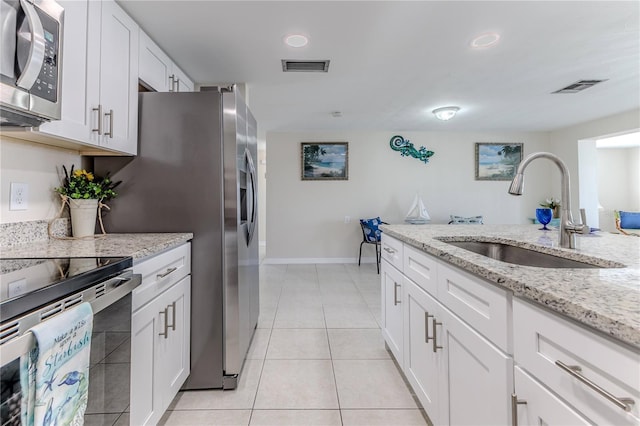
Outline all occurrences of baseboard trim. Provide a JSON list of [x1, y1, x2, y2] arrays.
[[262, 257, 378, 265]]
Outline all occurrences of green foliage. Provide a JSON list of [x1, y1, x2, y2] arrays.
[[54, 165, 121, 201]]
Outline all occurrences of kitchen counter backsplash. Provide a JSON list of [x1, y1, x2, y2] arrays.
[[0, 219, 70, 248], [380, 224, 640, 349]]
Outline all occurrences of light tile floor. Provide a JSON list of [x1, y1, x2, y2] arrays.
[[159, 263, 429, 426]]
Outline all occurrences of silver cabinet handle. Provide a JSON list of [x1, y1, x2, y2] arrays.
[[157, 267, 177, 279], [16, 0, 45, 90], [555, 360, 635, 412], [511, 393, 527, 426], [167, 301, 176, 331], [432, 318, 443, 352], [103, 109, 114, 138], [393, 282, 401, 305], [383, 247, 395, 254], [169, 74, 175, 92], [158, 307, 168, 339], [425, 311, 434, 343], [175, 78, 180, 92], [92, 105, 102, 135]]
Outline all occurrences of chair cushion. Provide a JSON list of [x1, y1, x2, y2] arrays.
[[361, 217, 383, 242], [449, 215, 483, 225], [619, 211, 640, 229]]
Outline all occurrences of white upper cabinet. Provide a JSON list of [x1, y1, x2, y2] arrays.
[[139, 30, 194, 93], [93, 0, 139, 154], [37, 0, 93, 144], [139, 31, 173, 92], [36, 0, 138, 155], [172, 64, 194, 92]]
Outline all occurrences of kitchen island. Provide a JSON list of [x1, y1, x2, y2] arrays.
[[379, 223, 639, 426], [380, 224, 639, 348]]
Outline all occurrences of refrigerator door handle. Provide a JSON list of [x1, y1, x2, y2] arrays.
[[245, 148, 258, 245]]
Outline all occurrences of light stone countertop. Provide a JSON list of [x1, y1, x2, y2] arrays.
[[0, 233, 193, 265], [380, 224, 640, 350]]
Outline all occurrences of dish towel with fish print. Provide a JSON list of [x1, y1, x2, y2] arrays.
[[20, 302, 93, 426]]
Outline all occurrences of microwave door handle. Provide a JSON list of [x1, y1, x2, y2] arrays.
[[15, 0, 46, 90]]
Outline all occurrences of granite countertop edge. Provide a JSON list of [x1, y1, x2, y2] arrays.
[[380, 224, 640, 350], [0, 233, 194, 263]]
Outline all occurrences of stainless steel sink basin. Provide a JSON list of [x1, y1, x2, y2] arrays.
[[442, 240, 613, 269]]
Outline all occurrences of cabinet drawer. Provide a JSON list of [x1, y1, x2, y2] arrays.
[[381, 234, 403, 271], [437, 262, 510, 353], [514, 367, 591, 425], [403, 244, 438, 296], [133, 243, 191, 310], [514, 299, 640, 425]]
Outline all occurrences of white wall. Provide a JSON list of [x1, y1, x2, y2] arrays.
[[597, 147, 640, 211], [265, 130, 551, 262], [548, 108, 640, 224], [0, 137, 81, 223]]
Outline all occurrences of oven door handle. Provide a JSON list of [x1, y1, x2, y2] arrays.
[[0, 273, 141, 367]]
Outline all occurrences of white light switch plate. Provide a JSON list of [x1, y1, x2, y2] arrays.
[[10, 182, 29, 211]]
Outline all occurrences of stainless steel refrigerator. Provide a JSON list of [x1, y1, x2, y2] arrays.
[[95, 88, 259, 390]]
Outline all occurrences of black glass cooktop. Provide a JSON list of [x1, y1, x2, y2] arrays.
[[0, 257, 132, 323]]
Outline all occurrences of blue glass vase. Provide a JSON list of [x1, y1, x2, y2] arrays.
[[536, 208, 553, 231]]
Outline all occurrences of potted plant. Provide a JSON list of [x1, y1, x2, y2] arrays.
[[54, 165, 120, 237], [540, 197, 561, 219]]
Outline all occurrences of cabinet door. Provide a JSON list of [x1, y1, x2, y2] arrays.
[[439, 305, 513, 426], [98, 0, 138, 154], [139, 30, 172, 92], [38, 0, 95, 143], [157, 276, 191, 409], [380, 260, 403, 367], [404, 278, 442, 424], [130, 292, 163, 426], [514, 367, 591, 426], [172, 65, 194, 92]]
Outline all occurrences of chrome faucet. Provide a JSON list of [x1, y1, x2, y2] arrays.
[[508, 152, 589, 249]]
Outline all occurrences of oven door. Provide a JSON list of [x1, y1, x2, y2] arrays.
[[0, 271, 140, 425]]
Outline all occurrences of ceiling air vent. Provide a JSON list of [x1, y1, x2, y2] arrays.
[[552, 79, 607, 94], [282, 60, 330, 72]]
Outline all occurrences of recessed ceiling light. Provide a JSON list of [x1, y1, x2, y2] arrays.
[[470, 32, 500, 48], [432, 106, 460, 121], [331, 111, 342, 118], [284, 34, 309, 48]]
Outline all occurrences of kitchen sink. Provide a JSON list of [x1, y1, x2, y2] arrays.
[[440, 240, 619, 269]]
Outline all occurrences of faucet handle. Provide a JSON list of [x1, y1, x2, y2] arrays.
[[578, 208, 590, 234]]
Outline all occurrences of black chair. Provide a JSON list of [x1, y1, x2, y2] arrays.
[[358, 217, 388, 273]]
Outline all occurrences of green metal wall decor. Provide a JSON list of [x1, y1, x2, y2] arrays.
[[389, 135, 435, 164]]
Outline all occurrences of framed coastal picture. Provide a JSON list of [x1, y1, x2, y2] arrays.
[[475, 142, 523, 181], [301, 142, 349, 180]]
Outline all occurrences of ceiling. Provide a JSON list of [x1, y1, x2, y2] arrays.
[[118, 1, 640, 136]]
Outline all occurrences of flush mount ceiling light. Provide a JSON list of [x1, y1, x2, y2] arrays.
[[432, 106, 460, 121], [470, 32, 500, 48], [284, 34, 309, 48]]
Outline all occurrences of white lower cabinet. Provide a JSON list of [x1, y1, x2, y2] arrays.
[[404, 278, 443, 423], [130, 243, 191, 425], [403, 277, 512, 425], [384, 235, 513, 425], [513, 367, 591, 426], [439, 303, 512, 425], [381, 259, 404, 367], [513, 299, 640, 426]]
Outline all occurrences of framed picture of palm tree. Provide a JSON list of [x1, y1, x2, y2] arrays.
[[301, 142, 349, 180], [475, 142, 523, 181]]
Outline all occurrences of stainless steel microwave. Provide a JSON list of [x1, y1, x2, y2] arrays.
[[0, 0, 63, 127]]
